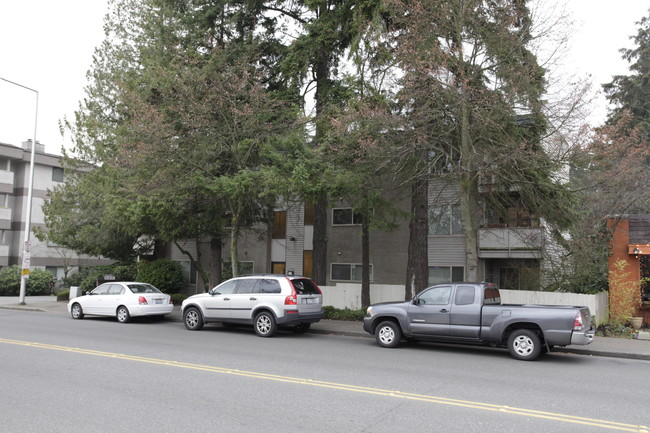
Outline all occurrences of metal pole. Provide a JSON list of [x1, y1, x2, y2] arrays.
[[0, 77, 38, 305]]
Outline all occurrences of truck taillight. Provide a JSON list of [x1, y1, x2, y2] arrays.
[[573, 313, 583, 330], [138, 296, 148, 305]]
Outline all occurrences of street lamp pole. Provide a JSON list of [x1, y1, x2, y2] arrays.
[[0, 77, 38, 305]]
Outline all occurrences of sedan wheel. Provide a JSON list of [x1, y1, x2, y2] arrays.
[[375, 321, 402, 348], [254, 311, 277, 337], [507, 329, 542, 361], [71, 303, 84, 320], [183, 307, 204, 331], [116, 306, 131, 323]]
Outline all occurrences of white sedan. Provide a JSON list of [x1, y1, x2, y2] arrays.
[[67, 281, 174, 323]]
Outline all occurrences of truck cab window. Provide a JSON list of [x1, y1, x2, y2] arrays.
[[419, 286, 451, 305]]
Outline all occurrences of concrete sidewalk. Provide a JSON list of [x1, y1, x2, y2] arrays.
[[2, 295, 650, 361]]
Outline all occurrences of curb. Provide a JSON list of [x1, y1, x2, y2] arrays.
[[0, 305, 47, 312]]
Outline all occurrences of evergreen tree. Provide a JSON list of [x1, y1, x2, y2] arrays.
[[604, 9, 650, 140]]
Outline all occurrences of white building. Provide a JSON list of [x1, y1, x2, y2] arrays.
[[0, 140, 111, 284]]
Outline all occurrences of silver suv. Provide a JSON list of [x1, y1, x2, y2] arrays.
[[181, 275, 324, 337]]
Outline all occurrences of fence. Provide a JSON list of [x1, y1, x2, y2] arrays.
[[321, 283, 609, 325]]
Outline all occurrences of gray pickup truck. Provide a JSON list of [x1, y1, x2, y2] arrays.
[[362, 282, 595, 360]]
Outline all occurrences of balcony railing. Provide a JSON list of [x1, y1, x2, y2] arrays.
[[478, 227, 542, 259]]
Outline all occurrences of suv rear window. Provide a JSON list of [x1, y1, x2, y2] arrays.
[[291, 278, 321, 295]]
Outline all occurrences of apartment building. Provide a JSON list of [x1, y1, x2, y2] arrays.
[[170, 177, 554, 294], [0, 140, 111, 284]]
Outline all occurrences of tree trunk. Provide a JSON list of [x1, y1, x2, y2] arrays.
[[209, 235, 222, 288], [311, 36, 331, 286], [458, 71, 479, 281], [312, 194, 328, 285], [361, 215, 371, 307], [230, 214, 240, 277], [405, 175, 429, 300], [454, 5, 480, 282]]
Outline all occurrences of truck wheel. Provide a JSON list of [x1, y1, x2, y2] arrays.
[[508, 329, 542, 361], [375, 321, 402, 348]]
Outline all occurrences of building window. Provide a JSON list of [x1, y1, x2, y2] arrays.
[[0, 193, 8, 207], [222, 261, 254, 279], [52, 167, 64, 182], [485, 195, 539, 228], [45, 266, 58, 278], [331, 263, 373, 282], [272, 211, 286, 239], [304, 203, 314, 226], [0, 230, 8, 245], [332, 208, 364, 225], [0, 157, 9, 171], [428, 266, 464, 285], [429, 205, 462, 235], [272, 262, 286, 274], [179, 261, 197, 285], [499, 266, 540, 290]]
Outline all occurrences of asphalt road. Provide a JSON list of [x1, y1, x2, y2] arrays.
[[1, 308, 649, 433]]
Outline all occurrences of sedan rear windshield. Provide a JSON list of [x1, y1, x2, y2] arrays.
[[291, 278, 321, 295], [128, 284, 162, 294]]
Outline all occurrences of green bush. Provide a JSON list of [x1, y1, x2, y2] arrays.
[[137, 259, 184, 294], [596, 320, 639, 339], [69, 263, 138, 292], [323, 306, 366, 321], [0, 266, 20, 296], [0, 265, 54, 296], [171, 293, 188, 305], [56, 290, 70, 301]]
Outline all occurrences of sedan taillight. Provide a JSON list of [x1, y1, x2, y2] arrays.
[[138, 296, 148, 305]]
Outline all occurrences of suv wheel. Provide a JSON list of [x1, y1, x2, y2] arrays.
[[184, 307, 204, 331], [254, 311, 277, 337]]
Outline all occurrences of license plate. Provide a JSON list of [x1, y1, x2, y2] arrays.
[[304, 298, 317, 304], [155, 299, 163, 304]]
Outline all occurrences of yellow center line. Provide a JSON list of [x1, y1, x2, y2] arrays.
[[1, 337, 647, 432]]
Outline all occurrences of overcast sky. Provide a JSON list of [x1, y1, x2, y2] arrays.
[[0, 1, 648, 155]]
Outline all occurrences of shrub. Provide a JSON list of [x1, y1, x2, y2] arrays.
[[171, 293, 188, 305], [137, 259, 184, 294], [72, 263, 138, 292], [56, 290, 70, 301], [27, 268, 56, 295], [0, 266, 20, 296], [596, 320, 639, 339], [323, 306, 366, 321], [0, 265, 54, 296]]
